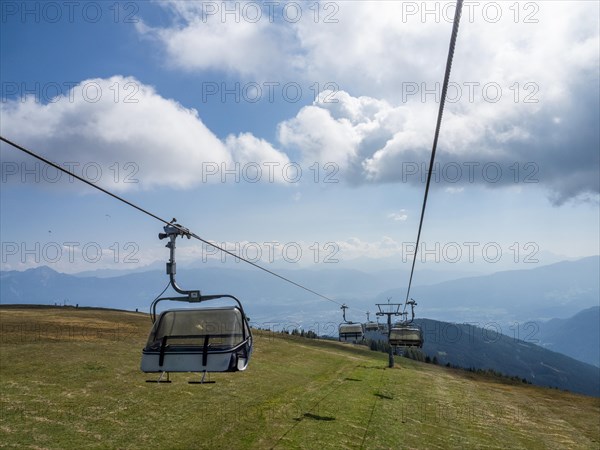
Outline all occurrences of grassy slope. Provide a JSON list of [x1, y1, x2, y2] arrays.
[[0, 306, 598, 450]]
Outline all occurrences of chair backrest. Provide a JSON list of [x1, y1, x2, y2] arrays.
[[146, 307, 247, 349], [339, 323, 364, 336], [389, 326, 422, 345]]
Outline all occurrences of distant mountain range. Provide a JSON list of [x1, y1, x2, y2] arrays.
[[413, 318, 599, 397], [2, 256, 598, 323], [1, 257, 598, 364], [536, 306, 600, 367], [361, 318, 600, 397], [377, 256, 599, 324]]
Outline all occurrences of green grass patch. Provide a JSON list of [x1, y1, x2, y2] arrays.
[[1, 306, 598, 449]]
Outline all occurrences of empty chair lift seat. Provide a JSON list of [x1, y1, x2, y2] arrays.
[[141, 307, 252, 373], [364, 321, 379, 332], [389, 325, 423, 348], [339, 323, 364, 342]]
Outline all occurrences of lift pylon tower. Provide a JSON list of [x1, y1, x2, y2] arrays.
[[375, 300, 402, 368]]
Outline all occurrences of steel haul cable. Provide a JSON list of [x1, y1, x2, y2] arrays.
[[404, 0, 464, 308], [1, 1, 462, 316], [0, 135, 363, 313]]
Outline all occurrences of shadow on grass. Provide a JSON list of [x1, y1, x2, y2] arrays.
[[374, 392, 394, 400], [358, 365, 386, 370], [295, 412, 336, 421]]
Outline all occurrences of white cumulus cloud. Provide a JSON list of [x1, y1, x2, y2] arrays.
[[135, 1, 299, 78], [0, 76, 291, 190], [135, 1, 599, 204]]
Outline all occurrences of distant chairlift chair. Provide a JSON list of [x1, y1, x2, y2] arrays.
[[338, 304, 364, 343], [338, 322, 364, 343], [388, 324, 424, 348], [389, 299, 423, 348]]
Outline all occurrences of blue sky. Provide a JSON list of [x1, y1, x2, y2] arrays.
[[1, 1, 599, 277]]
